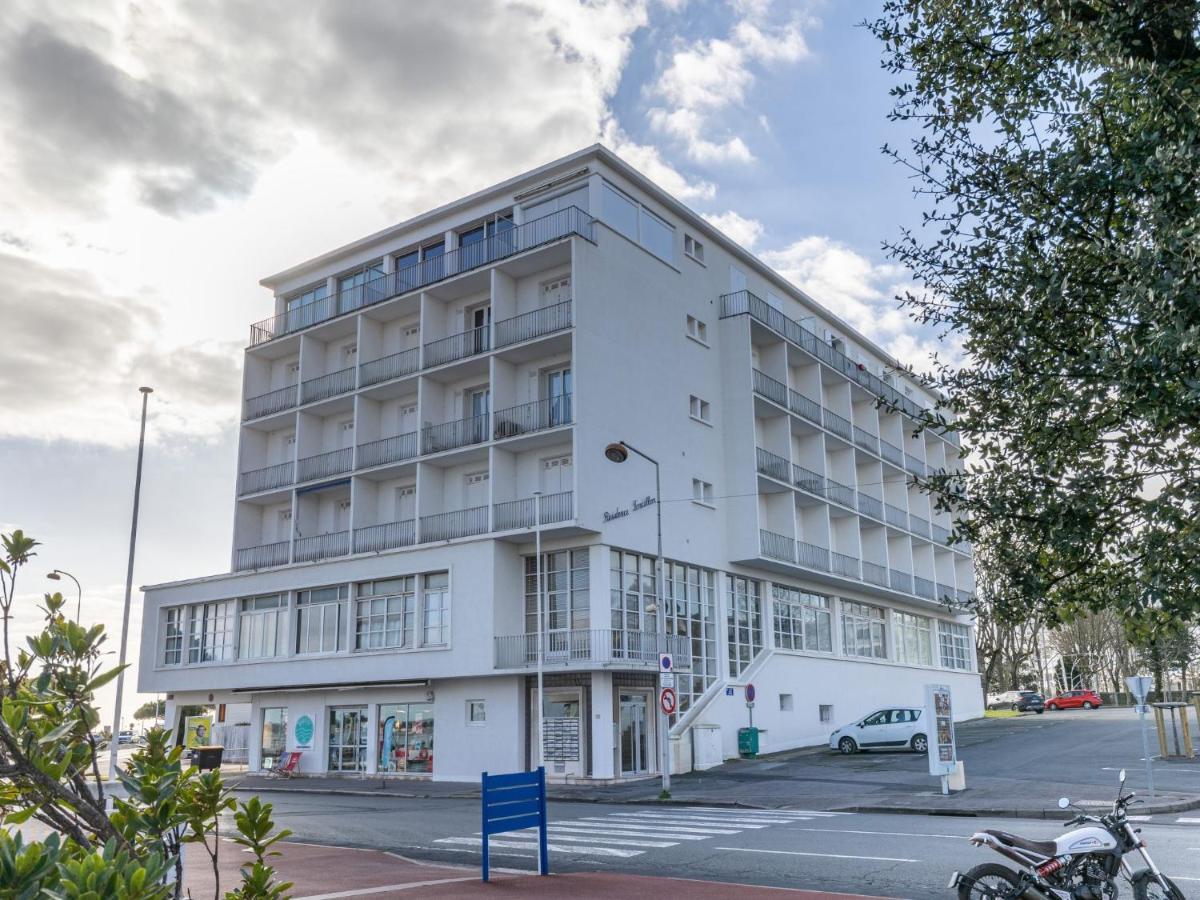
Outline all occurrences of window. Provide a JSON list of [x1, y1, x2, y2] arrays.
[[378, 702, 434, 773], [422, 572, 449, 646], [939, 621, 973, 670], [664, 562, 718, 716], [819, 704, 834, 723], [467, 700, 486, 725], [600, 179, 674, 262], [162, 607, 183, 665], [894, 611, 934, 666], [640, 206, 674, 261], [296, 585, 346, 654], [327, 706, 368, 773], [685, 315, 709, 345], [779, 693, 794, 712], [527, 550, 590, 636], [238, 594, 288, 660], [772, 587, 833, 653], [601, 181, 639, 241], [689, 395, 711, 423], [522, 185, 588, 221], [727, 576, 763, 676], [841, 601, 887, 659], [286, 282, 328, 311], [261, 707, 287, 770], [187, 600, 233, 663], [610, 549, 656, 635], [684, 234, 705, 263], [692, 478, 714, 506], [355, 577, 415, 650]]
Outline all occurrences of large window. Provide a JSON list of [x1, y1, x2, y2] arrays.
[[939, 621, 973, 671], [525, 550, 590, 638], [894, 611, 934, 666], [162, 607, 184, 665], [187, 600, 234, 663], [422, 573, 449, 646], [600, 180, 675, 263], [238, 594, 287, 660], [664, 562, 718, 715], [841, 601, 887, 660], [378, 702, 434, 774], [610, 550, 657, 634], [296, 586, 346, 655], [261, 707, 287, 770], [327, 706, 368, 773], [773, 586, 833, 653], [355, 577, 415, 650], [727, 576, 763, 676]]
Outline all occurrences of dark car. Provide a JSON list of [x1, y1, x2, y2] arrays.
[[1012, 691, 1045, 713]]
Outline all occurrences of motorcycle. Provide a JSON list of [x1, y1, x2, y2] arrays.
[[949, 769, 1185, 899]]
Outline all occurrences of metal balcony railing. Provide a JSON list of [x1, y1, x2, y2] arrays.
[[957, 589, 973, 604], [492, 491, 574, 531], [492, 395, 573, 440], [751, 369, 788, 407], [826, 477, 856, 509], [853, 425, 879, 453], [297, 447, 353, 482], [300, 367, 356, 405], [937, 582, 956, 603], [755, 447, 790, 482], [238, 461, 294, 496], [250, 206, 594, 345], [889, 569, 914, 593], [857, 493, 883, 520], [424, 325, 491, 368], [913, 576, 936, 600], [356, 432, 418, 469], [495, 628, 692, 670], [796, 540, 831, 572], [420, 505, 489, 542], [905, 454, 926, 477], [359, 347, 419, 387], [494, 300, 572, 348], [885, 502, 908, 529], [823, 409, 853, 442], [244, 384, 298, 420], [788, 389, 822, 425], [932, 523, 952, 545], [862, 560, 889, 587], [759, 529, 795, 563], [909, 514, 931, 538], [233, 541, 290, 571], [353, 519, 416, 554], [294, 531, 350, 563], [422, 413, 490, 454], [880, 440, 905, 467], [793, 464, 826, 496], [831, 551, 861, 579]]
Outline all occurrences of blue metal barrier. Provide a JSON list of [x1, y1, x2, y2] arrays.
[[481, 766, 549, 881]]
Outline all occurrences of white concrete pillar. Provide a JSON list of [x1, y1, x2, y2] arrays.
[[247, 701, 262, 772], [590, 671, 615, 779], [164, 695, 181, 747]]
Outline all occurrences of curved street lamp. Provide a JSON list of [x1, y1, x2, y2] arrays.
[[46, 569, 82, 621]]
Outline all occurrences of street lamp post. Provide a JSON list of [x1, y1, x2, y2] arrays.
[[46, 569, 82, 621], [109, 386, 153, 783], [533, 490, 545, 772], [603, 441, 670, 795]]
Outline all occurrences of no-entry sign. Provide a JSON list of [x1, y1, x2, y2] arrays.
[[660, 687, 677, 716]]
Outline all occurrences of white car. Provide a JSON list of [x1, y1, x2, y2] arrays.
[[829, 707, 927, 754]]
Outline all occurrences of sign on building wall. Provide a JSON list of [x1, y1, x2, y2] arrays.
[[294, 714, 314, 749], [542, 717, 580, 762], [184, 716, 212, 749], [924, 683, 956, 777]]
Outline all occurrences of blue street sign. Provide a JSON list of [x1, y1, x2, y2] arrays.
[[480, 766, 549, 881]]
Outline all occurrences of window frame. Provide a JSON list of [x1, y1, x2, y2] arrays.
[[893, 610, 934, 667], [685, 314, 709, 346], [467, 699, 486, 726], [938, 620, 973, 671], [689, 395, 712, 424], [295, 585, 348, 656], [840, 600, 888, 660], [162, 607, 184, 666], [684, 234, 705, 264], [772, 586, 833, 654]]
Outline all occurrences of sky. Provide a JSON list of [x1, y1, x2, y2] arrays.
[[0, 0, 949, 725]]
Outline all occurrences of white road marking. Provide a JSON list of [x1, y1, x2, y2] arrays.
[[576, 817, 742, 835], [294, 876, 481, 899], [788, 827, 971, 840], [1177, 818, 1200, 824], [681, 807, 847, 818], [714, 846, 918, 863], [433, 836, 640, 858], [544, 825, 711, 841], [510, 830, 677, 849], [607, 812, 772, 828]]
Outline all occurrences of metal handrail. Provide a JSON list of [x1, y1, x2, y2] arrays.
[[294, 531, 349, 563], [880, 440, 905, 467], [796, 540, 831, 571], [793, 464, 826, 495], [420, 505, 489, 542], [238, 460, 294, 495], [233, 541, 290, 571], [422, 413, 490, 454], [759, 528, 795, 563], [909, 513, 931, 537], [755, 447, 790, 482], [353, 520, 416, 553], [251, 206, 594, 345], [300, 367, 356, 405], [751, 369, 788, 407], [494, 300, 572, 348], [932, 523, 952, 545], [424, 324, 491, 368], [831, 551, 861, 579], [492, 395, 573, 440], [788, 389, 822, 425], [359, 347, 420, 387], [913, 575, 936, 600], [297, 447, 353, 482], [857, 493, 883, 520], [862, 560, 889, 587], [823, 408, 853, 441], [853, 424, 879, 453], [494, 628, 692, 670], [356, 432, 418, 468], [937, 582, 956, 603], [493, 491, 573, 531], [244, 384, 298, 420], [826, 477, 856, 509], [885, 502, 908, 529], [889, 569, 914, 593], [905, 453, 927, 477]]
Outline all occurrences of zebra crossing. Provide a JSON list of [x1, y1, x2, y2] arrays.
[[434, 805, 851, 859]]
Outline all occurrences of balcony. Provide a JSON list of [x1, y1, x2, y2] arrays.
[[359, 347, 419, 387], [831, 551, 861, 579], [244, 384, 298, 421], [823, 409, 853, 442], [250, 206, 594, 346], [233, 541, 290, 572], [853, 425, 879, 454], [755, 447, 790, 482], [913, 575, 936, 601], [797, 540, 831, 572], [884, 502, 908, 529], [759, 528, 795, 563], [353, 519, 416, 553], [494, 628, 692, 671], [492, 395, 572, 441], [826, 477, 856, 509], [889, 569, 913, 594], [422, 413, 490, 454], [420, 505, 488, 542], [880, 440, 905, 467], [238, 461, 294, 496], [493, 491, 574, 531], [905, 454, 927, 477], [909, 513, 931, 538], [300, 367, 356, 405], [857, 492, 883, 520], [495, 300, 572, 348], [862, 560, 889, 587], [793, 464, 826, 496], [937, 582, 955, 602], [932, 523, 952, 545], [424, 325, 490, 368], [356, 432, 418, 469], [752, 368, 788, 407], [294, 531, 349, 563], [789, 389, 822, 425], [297, 447, 353, 483]]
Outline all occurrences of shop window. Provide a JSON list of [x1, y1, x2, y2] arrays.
[[261, 707, 287, 771], [378, 702, 434, 773]]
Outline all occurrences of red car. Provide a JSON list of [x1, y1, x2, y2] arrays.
[[1045, 689, 1103, 710]]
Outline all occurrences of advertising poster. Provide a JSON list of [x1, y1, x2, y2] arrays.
[[923, 683, 956, 777], [184, 715, 212, 749]]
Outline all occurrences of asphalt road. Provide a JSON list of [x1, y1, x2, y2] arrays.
[[227, 792, 1200, 897]]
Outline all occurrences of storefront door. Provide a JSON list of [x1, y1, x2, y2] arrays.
[[619, 693, 650, 776], [327, 706, 368, 772]]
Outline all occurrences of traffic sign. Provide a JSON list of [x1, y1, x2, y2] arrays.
[[1126, 675, 1152, 704], [660, 688, 677, 715], [659, 653, 673, 672], [745, 683, 756, 703], [659, 672, 675, 688]]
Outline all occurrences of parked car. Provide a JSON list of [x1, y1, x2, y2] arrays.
[[987, 690, 1045, 713], [117, 730, 137, 744], [1045, 689, 1103, 710], [829, 707, 927, 754]]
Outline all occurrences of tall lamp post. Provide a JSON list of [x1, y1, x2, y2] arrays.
[[603, 441, 670, 795], [109, 386, 153, 782], [46, 569, 82, 621], [533, 490, 545, 772]]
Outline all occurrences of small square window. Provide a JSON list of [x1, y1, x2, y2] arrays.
[[779, 693, 794, 712], [467, 700, 486, 725], [684, 234, 705, 263], [692, 478, 714, 506], [689, 395, 711, 424], [685, 315, 709, 346], [819, 704, 834, 724]]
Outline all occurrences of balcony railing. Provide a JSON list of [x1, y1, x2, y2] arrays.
[[853, 425, 879, 453], [238, 461, 294, 496], [493, 491, 574, 531], [752, 369, 788, 407], [789, 389, 822, 425], [826, 477, 856, 509], [957, 589, 973, 604], [424, 325, 491, 368], [420, 505, 489, 542], [797, 540, 830, 572], [857, 493, 883, 520], [492, 395, 573, 440], [913, 575, 936, 600], [759, 529, 795, 563], [932, 523, 952, 545], [353, 519, 416, 554], [297, 447, 353, 483], [422, 413, 489, 454], [294, 531, 349, 563], [937, 582, 956, 603], [495, 628, 692, 670], [793, 464, 826, 496], [885, 502, 908, 529], [244, 384, 298, 420], [862, 560, 889, 587], [909, 514, 931, 538], [880, 440, 904, 467], [359, 347, 420, 387], [905, 454, 927, 477], [823, 409, 853, 442], [250, 206, 594, 346], [356, 432, 418, 469], [831, 551, 861, 579], [889, 569, 914, 593], [755, 447, 790, 482], [300, 367, 356, 405], [494, 300, 572, 348], [233, 541, 290, 571]]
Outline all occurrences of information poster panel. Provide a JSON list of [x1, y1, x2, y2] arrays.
[[184, 715, 213, 749], [924, 684, 956, 777]]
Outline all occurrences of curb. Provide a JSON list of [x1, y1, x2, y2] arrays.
[[834, 795, 1200, 820]]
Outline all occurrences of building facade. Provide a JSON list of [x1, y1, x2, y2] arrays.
[[138, 145, 982, 782]]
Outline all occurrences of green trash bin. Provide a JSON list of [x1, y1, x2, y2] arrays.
[[738, 727, 759, 758]]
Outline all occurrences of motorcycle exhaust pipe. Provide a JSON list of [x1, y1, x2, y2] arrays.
[[1018, 886, 1056, 900]]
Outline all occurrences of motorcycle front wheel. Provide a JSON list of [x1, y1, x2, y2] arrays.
[[957, 863, 1023, 900], [1133, 872, 1186, 900]]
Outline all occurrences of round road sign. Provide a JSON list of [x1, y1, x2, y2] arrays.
[[745, 683, 756, 703], [660, 687, 677, 716]]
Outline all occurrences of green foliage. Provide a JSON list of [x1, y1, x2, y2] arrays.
[[132, 700, 166, 722], [867, 2, 1200, 633]]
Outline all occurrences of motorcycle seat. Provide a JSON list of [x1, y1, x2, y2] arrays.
[[981, 829, 1057, 858]]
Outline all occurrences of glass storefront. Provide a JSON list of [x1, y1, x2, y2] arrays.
[[377, 703, 434, 774], [327, 706, 368, 772], [261, 707, 287, 770]]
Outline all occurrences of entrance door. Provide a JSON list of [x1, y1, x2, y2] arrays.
[[327, 706, 368, 772], [394, 485, 415, 521], [619, 694, 649, 775], [464, 471, 489, 508], [545, 367, 571, 427], [533, 689, 584, 778], [469, 305, 491, 354], [468, 387, 490, 443], [540, 455, 573, 495], [540, 276, 571, 308]]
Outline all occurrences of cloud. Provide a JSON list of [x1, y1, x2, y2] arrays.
[[703, 210, 765, 248], [601, 117, 716, 200]]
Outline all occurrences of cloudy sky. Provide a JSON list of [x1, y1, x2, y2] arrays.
[[0, 0, 945, 723]]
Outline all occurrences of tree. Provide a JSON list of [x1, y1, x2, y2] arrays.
[[134, 699, 167, 721], [867, 2, 1200, 633], [0, 530, 292, 898]]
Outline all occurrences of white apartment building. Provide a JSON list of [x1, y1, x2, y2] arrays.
[[138, 145, 982, 783]]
